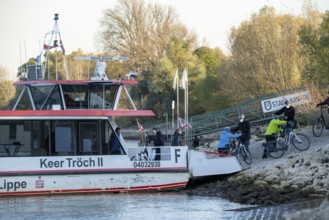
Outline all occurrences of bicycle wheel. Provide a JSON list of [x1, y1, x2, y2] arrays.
[[292, 133, 311, 151], [229, 143, 238, 155], [240, 147, 252, 165], [312, 117, 324, 137], [267, 141, 285, 159]]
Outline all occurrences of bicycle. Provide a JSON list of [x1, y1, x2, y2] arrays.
[[264, 125, 311, 159], [312, 106, 329, 137], [229, 138, 252, 165]]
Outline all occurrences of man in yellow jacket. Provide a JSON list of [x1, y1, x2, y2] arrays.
[[262, 115, 287, 159]]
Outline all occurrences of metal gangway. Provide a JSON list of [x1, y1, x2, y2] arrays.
[[149, 87, 314, 141], [189, 91, 299, 137]]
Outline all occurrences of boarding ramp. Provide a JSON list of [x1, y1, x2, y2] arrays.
[[152, 87, 312, 141], [189, 92, 286, 138]]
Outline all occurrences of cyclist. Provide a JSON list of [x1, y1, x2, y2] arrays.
[[275, 100, 295, 134], [231, 114, 251, 150], [218, 127, 241, 154], [262, 115, 287, 159]]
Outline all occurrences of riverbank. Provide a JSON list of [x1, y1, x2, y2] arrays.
[[185, 126, 329, 218]]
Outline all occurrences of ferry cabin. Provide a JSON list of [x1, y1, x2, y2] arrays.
[[0, 80, 187, 161], [0, 80, 138, 157], [0, 80, 190, 195]]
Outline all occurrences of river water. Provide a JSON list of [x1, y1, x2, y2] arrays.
[[0, 192, 323, 220], [0, 192, 248, 219]]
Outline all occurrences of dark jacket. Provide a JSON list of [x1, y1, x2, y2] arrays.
[[171, 130, 182, 146], [109, 130, 121, 154], [154, 131, 164, 146], [231, 120, 251, 141], [275, 106, 295, 122]]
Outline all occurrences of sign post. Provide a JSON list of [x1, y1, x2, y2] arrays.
[[261, 91, 310, 113]]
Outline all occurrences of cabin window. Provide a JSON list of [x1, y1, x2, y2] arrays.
[[30, 85, 54, 110], [42, 85, 62, 110], [9, 124, 16, 140], [15, 87, 33, 110], [54, 122, 75, 155], [89, 85, 118, 109], [0, 121, 32, 157], [0, 124, 10, 156], [79, 122, 99, 154], [0, 119, 123, 157], [61, 85, 88, 109], [104, 85, 117, 108]]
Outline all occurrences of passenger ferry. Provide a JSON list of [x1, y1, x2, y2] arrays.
[[0, 14, 241, 196], [0, 76, 193, 196]]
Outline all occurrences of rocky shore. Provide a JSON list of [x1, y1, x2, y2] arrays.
[[185, 126, 329, 218]]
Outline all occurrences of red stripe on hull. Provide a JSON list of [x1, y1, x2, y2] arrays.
[[0, 182, 188, 196], [204, 151, 233, 157], [0, 109, 155, 117], [14, 79, 138, 86], [0, 167, 188, 175]]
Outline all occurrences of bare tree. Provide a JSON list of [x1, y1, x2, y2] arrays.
[[97, 0, 196, 71]]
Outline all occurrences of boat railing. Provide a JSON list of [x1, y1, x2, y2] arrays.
[[127, 146, 172, 161]]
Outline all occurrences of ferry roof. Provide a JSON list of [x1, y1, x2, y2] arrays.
[[14, 79, 138, 86], [0, 109, 155, 119]]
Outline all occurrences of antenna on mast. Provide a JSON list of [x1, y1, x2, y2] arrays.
[[25, 14, 68, 81], [73, 56, 129, 80], [43, 13, 68, 80]]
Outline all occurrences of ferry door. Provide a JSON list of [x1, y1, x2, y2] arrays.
[[78, 122, 99, 155], [54, 122, 75, 155]]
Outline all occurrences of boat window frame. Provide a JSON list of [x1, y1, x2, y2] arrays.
[[39, 85, 63, 110], [78, 122, 99, 155], [61, 84, 89, 109], [89, 84, 119, 109], [29, 84, 56, 110], [54, 121, 76, 155], [13, 86, 35, 110]]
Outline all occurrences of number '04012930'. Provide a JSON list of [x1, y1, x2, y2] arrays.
[[133, 161, 160, 168]]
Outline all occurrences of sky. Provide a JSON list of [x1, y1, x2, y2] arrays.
[[0, 0, 328, 80]]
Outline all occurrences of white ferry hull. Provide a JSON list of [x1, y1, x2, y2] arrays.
[[0, 148, 244, 196], [188, 150, 242, 179], [0, 147, 189, 196], [0, 173, 188, 196]]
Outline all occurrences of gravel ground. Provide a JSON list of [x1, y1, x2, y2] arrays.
[[186, 125, 329, 207]]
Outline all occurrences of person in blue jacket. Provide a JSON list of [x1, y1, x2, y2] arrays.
[[217, 127, 241, 153]]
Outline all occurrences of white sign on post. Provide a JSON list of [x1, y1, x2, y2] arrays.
[[261, 91, 310, 113]]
